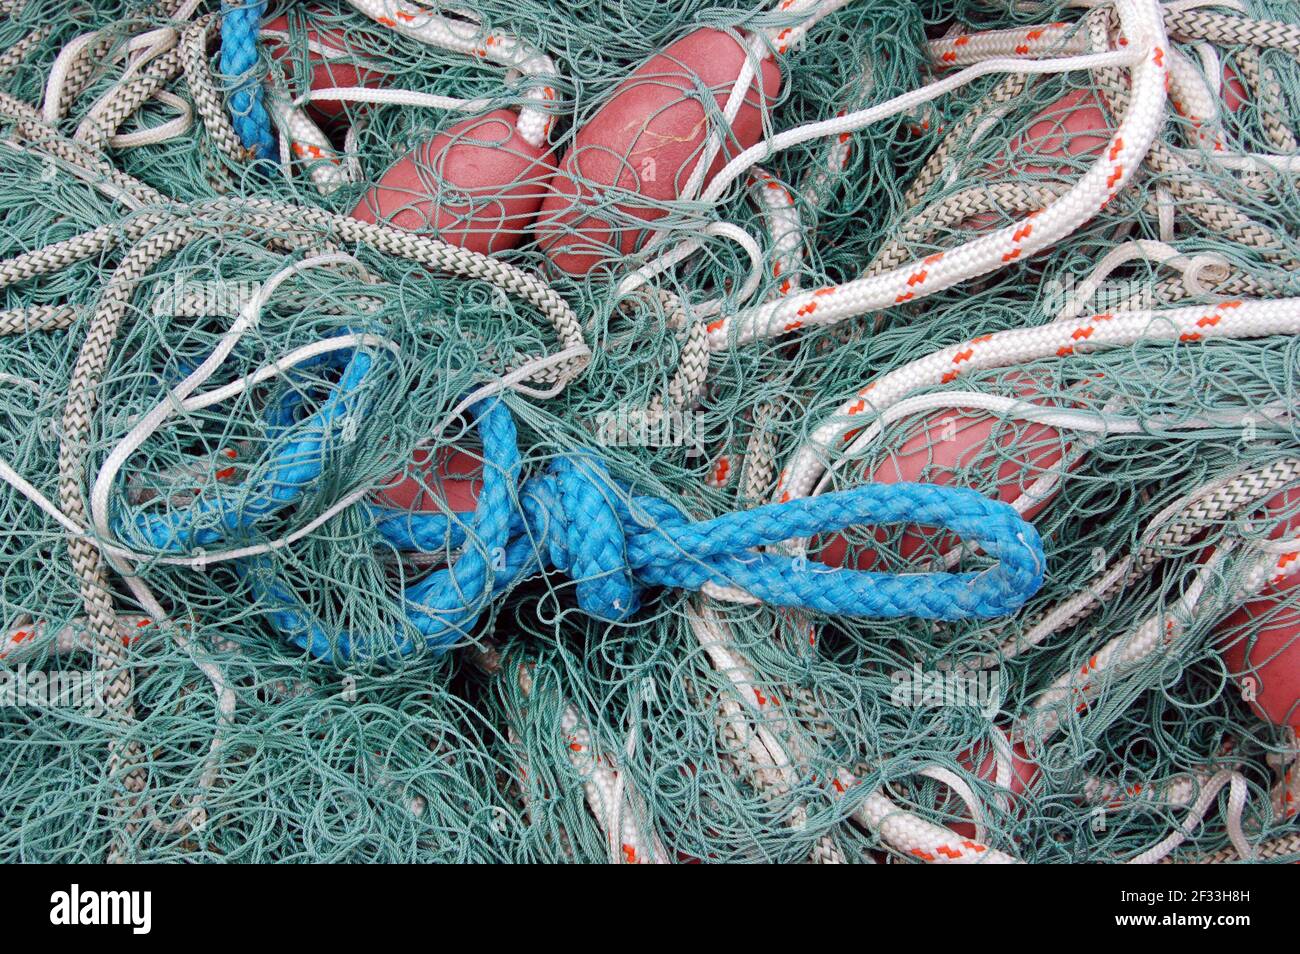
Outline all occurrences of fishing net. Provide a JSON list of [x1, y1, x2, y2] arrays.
[[2, 0, 1300, 863]]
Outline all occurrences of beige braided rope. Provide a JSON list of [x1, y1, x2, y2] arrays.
[[1159, 830, 1300, 863], [0, 23, 50, 79], [903, 71, 1029, 209], [75, 26, 188, 149]]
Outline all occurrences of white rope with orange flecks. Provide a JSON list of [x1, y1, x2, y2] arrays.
[[774, 297, 1300, 506], [705, 0, 1167, 348], [515, 663, 667, 864], [342, 0, 558, 146]]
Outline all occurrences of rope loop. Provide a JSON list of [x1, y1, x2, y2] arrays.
[[239, 394, 1046, 661]]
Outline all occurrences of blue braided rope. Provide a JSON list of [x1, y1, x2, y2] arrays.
[[118, 345, 375, 552], [112, 351, 1046, 662], [220, 0, 275, 159]]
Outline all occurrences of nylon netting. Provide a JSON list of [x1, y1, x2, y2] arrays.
[[1, 0, 1299, 863]]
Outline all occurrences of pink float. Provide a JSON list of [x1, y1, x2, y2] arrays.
[[536, 28, 782, 275]]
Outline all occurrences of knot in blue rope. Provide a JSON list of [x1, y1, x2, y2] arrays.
[[111, 354, 1046, 663], [283, 397, 1043, 661], [515, 454, 672, 621]]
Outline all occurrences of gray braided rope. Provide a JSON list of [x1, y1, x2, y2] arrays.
[[1113, 263, 1279, 315], [1146, 139, 1295, 263], [0, 210, 171, 289], [242, 199, 589, 383], [50, 30, 130, 120], [713, 700, 850, 863], [0, 197, 588, 382], [809, 832, 848, 863], [739, 400, 783, 505], [0, 303, 79, 334], [1115, 271, 1247, 313], [711, 658, 864, 863], [867, 181, 1061, 277], [716, 708, 790, 799], [58, 227, 196, 863], [1024, 458, 1300, 638], [903, 71, 1029, 210], [1159, 830, 1300, 863], [1136, 458, 1300, 564], [1233, 47, 1298, 155], [0, 24, 50, 80], [180, 15, 244, 157], [641, 286, 708, 416], [1164, 8, 1300, 56], [49, 0, 180, 118], [178, 13, 247, 191], [76, 30, 187, 149], [0, 90, 167, 205], [52, 220, 348, 860]]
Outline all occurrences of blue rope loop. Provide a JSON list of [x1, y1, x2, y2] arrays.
[[109, 340, 1045, 660], [113, 352, 1046, 663], [261, 397, 1045, 661], [220, 0, 275, 159]]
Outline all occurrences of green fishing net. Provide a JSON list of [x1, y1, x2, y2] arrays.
[[1, 0, 1299, 863]]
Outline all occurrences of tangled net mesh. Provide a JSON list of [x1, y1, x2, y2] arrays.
[[1, 0, 1300, 862]]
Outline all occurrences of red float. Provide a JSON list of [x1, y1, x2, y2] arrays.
[[1216, 487, 1300, 729], [537, 28, 782, 275], [351, 109, 553, 255], [262, 12, 384, 130]]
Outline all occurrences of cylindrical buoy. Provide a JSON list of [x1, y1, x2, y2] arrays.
[[351, 109, 553, 255], [1217, 487, 1300, 729], [262, 12, 385, 130], [536, 28, 782, 275]]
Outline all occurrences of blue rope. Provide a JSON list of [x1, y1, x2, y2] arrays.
[[113, 348, 1046, 662], [220, 0, 275, 159], [120, 346, 374, 552]]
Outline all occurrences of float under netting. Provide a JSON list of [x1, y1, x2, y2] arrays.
[[1, 0, 1300, 863]]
